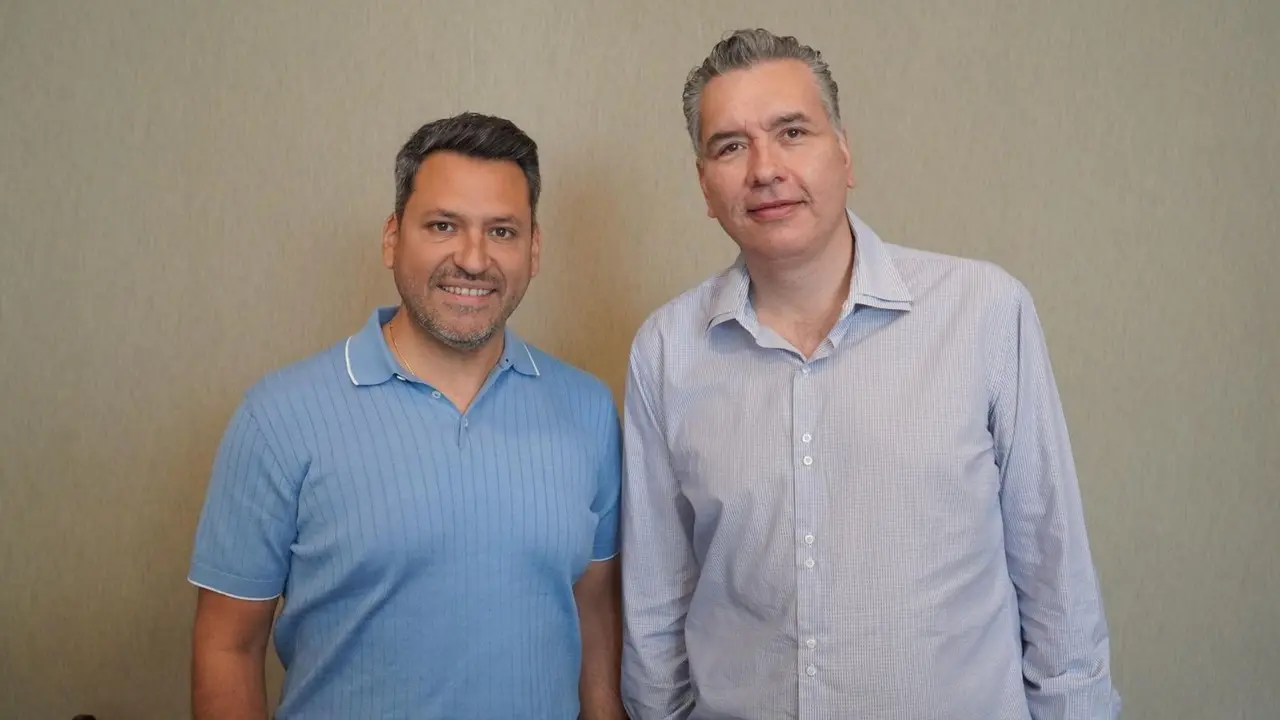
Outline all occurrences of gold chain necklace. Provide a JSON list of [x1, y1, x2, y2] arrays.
[[388, 320, 418, 378]]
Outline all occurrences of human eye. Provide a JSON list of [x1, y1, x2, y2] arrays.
[[489, 226, 518, 239], [782, 127, 808, 140], [426, 221, 455, 233], [716, 141, 744, 157]]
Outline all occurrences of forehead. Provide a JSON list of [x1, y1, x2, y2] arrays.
[[698, 59, 828, 138], [406, 151, 531, 220]]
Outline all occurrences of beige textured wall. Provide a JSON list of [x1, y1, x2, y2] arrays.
[[2, 1, 1276, 718]]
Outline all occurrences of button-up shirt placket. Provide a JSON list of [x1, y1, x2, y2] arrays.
[[792, 355, 823, 718]]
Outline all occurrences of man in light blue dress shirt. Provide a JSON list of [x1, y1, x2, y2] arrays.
[[620, 29, 1121, 719]]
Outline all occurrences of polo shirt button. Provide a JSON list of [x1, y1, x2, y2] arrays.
[[431, 391, 442, 399], [805, 638, 816, 649], [806, 665, 817, 676], [804, 558, 815, 569]]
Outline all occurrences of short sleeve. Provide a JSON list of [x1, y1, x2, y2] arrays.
[[187, 398, 299, 600], [590, 396, 623, 561]]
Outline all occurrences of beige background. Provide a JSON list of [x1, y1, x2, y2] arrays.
[[2, 1, 1277, 718]]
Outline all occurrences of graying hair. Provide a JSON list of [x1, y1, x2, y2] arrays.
[[681, 28, 841, 155], [394, 112, 541, 221]]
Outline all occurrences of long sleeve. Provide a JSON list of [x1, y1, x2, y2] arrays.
[[619, 328, 699, 720], [989, 282, 1121, 719]]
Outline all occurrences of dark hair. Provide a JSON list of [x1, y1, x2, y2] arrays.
[[393, 112, 541, 220], [682, 29, 840, 155]]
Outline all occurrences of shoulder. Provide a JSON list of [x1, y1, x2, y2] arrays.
[[521, 341, 616, 411], [238, 340, 351, 424], [203, 341, 349, 476], [886, 244, 1046, 381], [629, 267, 732, 361], [887, 242, 1030, 314]]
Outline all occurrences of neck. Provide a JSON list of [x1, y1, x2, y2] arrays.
[[745, 219, 855, 355], [386, 308, 503, 410]]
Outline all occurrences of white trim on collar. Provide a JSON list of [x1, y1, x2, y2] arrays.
[[523, 344, 541, 376], [344, 336, 359, 385]]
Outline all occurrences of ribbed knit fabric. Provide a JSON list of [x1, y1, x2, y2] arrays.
[[190, 307, 621, 719]]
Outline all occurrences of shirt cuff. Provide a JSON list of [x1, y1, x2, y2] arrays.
[[188, 562, 283, 601]]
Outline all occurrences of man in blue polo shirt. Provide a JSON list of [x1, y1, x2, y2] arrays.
[[187, 112, 625, 719]]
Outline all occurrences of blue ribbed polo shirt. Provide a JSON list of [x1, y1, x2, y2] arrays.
[[188, 306, 621, 719]]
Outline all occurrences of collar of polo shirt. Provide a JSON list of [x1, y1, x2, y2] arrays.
[[344, 306, 540, 387]]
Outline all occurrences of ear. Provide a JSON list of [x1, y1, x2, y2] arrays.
[[381, 213, 399, 269], [529, 221, 542, 279], [696, 158, 717, 219], [838, 129, 856, 190]]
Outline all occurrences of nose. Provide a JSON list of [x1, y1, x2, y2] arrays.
[[747, 140, 784, 187], [452, 228, 492, 276]]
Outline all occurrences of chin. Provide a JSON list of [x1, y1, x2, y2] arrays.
[[435, 325, 499, 350], [442, 316, 499, 337], [740, 228, 820, 261]]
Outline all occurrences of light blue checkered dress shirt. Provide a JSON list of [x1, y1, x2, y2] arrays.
[[620, 210, 1120, 719]]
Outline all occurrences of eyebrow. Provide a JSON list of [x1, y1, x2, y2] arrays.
[[767, 112, 813, 131], [703, 111, 816, 152], [423, 209, 522, 226]]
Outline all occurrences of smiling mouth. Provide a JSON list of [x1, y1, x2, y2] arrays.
[[441, 286, 496, 298]]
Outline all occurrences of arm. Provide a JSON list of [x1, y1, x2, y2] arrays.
[[191, 590, 278, 720], [187, 397, 298, 719], [990, 282, 1121, 719], [620, 333, 698, 720], [576, 557, 625, 720], [577, 396, 626, 720]]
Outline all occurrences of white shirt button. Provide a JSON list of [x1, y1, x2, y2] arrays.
[[462, 419, 469, 427], [804, 534, 814, 545], [431, 391, 442, 399], [806, 665, 817, 676], [805, 638, 816, 649], [801, 433, 812, 443], [801, 366, 811, 375], [804, 558, 815, 569], [802, 456, 813, 466]]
